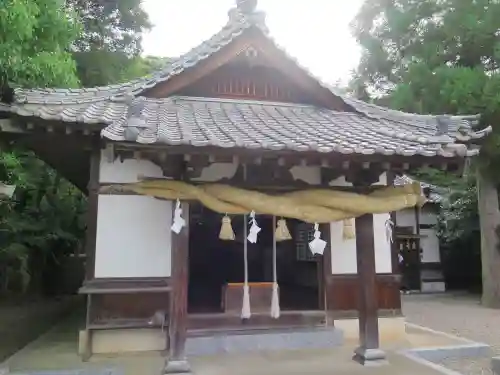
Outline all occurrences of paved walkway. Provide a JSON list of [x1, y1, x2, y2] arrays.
[[403, 293, 500, 375], [3, 293, 497, 375], [2, 308, 454, 375]]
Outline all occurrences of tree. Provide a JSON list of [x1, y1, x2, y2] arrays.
[[352, 0, 500, 306], [136, 56, 173, 75], [68, 0, 152, 86], [0, 0, 84, 294], [0, 0, 80, 91], [0, 0, 155, 295]]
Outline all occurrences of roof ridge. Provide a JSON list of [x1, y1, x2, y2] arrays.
[[7, 1, 484, 138], [337, 93, 481, 129]]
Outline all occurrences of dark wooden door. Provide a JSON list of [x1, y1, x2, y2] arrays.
[[397, 238, 421, 290]]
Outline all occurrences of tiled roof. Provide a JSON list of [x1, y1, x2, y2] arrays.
[[99, 96, 483, 157], [0, 3, 490, 158]]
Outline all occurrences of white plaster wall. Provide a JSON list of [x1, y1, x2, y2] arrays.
[[96, 154, 172, 278], [328, 172, 387, 187], [420, 228, 440, 263], [330, 220, 357, 274], [374, 213, 393, 273], [328, 172, 391, 275], [396, 207, 437, 229], [420, 208, 438, 226], [191, 162, 238, 182], [290, 166, 321, 185], [95, 195, 173, 278], [395, 209, 416, 230], [330, 214, 392, 274], [99, 153, 163, 183]]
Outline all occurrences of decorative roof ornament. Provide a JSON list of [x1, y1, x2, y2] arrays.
[[436, 115, 451, 135], [228, 0, 267, 32], [122, 94, 147, 142], [236, 0, 257, 14]]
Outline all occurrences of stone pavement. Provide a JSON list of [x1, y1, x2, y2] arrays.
[[403, 293, 500, 375], [2, 309, 456, 375], [3, 293, 495, 375]]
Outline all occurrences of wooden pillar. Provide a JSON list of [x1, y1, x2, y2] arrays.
[[353, 213, 387, 366], [414, 205, 423, 291], [84, 135, 101, 281], [164, 201, 190, 374]]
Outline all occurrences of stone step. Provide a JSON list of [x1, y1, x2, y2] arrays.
[[186, 326, 343, 356]]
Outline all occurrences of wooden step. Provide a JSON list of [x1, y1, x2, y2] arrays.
[[188, 310, 326, 332]]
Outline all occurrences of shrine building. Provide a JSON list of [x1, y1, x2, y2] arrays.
[[0, 0, 490, 372]]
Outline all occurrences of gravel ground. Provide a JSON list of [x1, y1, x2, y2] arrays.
[[402, 293, 500, 375]]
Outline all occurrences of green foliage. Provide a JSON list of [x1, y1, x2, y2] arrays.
[[351, 0, 500, 219], [68, 0, 152, 86], [351, 0, 500, 291], [135, 56, 173, 76], [0, 0, 152, 294], [0, 149, 86, 294], [0, 0, 80, 89], [351, 0, 500, 179], [411, 167, 478, 243]]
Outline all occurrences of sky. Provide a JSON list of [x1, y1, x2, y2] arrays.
[[141, 0, 364, 84]]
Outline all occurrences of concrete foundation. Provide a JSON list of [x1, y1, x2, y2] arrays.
[[77, 317, 405, 357], [335, 317, 406, 344]]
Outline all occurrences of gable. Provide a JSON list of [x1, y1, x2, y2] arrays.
[[173, 61, 324, 106], [142, 27, 349, 111]]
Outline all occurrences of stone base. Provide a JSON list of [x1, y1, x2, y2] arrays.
[[163, 359, 191, 374], [352, 347, 388, 367], [78, 328, 166, 356], [335, 317, 406, 344], [186, 327, 343, 356], [421, 281, 446, 293], [491, 356, 500, 375]]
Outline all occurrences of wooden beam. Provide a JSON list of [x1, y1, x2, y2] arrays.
[[353, 213, 387, 366], [109, 141, 465, 172], [164, 161, 191, 374]]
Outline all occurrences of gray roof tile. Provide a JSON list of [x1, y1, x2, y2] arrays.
[[0, 4, 490, 158], [98, 96, 485, 157]]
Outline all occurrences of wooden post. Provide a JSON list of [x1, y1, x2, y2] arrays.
[[164, 201, 191, 374], [414, 205, 422, 291], [85, 135, 101, 281], [353, 214, 387, 366]]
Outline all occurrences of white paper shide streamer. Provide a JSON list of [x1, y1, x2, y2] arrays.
[[270, 216, 280, 319], [241, 214, 251, 319], [385, 218, 394, 244], [170, 199, 185, 234], [308, 223, 326, 255], [247, 210, 261, 243]]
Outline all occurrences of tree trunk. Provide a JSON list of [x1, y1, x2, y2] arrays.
[[477, 169, 500, 308]]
